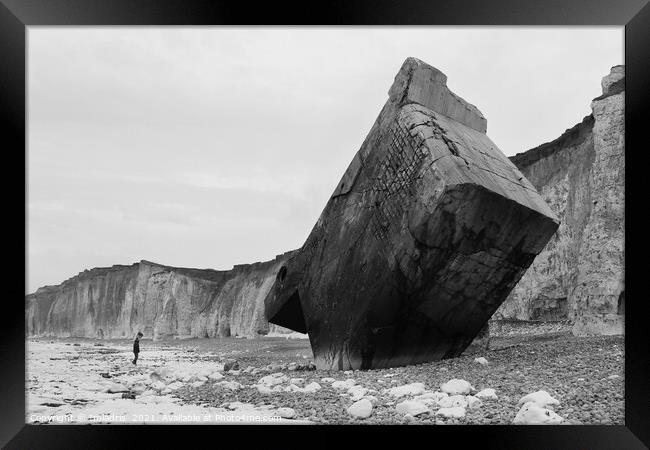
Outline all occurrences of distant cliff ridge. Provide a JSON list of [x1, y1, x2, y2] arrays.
[[498, 65, 624, 336], [26, 252, 296, 340]]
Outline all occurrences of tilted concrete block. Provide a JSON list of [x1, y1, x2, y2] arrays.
[[265, 57, 559, 370]]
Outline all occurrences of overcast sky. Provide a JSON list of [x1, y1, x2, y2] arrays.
[[27, 27, 623, 293]]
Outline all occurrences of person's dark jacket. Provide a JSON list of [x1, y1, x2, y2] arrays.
[[133, 339, 140, 354]]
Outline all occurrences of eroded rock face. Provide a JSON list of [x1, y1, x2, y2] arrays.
[[26, 253, 296, 340], [497, 66, 624, 336], [265, 57, 559, 370]]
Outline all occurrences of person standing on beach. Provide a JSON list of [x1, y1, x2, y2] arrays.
[[132, 332, 143, 365]]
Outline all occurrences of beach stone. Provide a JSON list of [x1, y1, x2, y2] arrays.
[[466, 395, 482, 409], [413, 392, 447, 406], [276, 407, 296, 419], [518, 390, 560, 408], [475, 388, 498, 400], [403, 413, 417, 424], [436, 406, 467, 418], [386, 382, 426, 398], [441, 379, 473, 395], [347, 398, 373, 419], [302, 382, 321, 393], [364, 395, 379, 406], [513, 401, 564, 424], [395, 400, 429, 416], [348, 385, 368, 401], [437, 394, 468, 409], [289, 378, 305, 387], [474, 357, 488, 365]]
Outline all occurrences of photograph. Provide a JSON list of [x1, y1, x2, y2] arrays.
[[25, 26, 625, 426]]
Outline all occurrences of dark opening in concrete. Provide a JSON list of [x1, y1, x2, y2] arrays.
[[268, 290, 307, 333]]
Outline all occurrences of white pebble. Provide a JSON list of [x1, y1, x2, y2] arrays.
[[364, 395, 379, 405], [276, 407, 296, 419], [518, 390, 559, 408], [437, 394, 467, 408], [513, 402, 563, 425], [414, 391, 447, 406], [475, 388, 498, 400], [347, 398, 373, 419], [289, 378, 305, 387], [386, 382, 426, 398], [466, 395, 482, 409], [348, 385, 368, 401], [303, 382, 321, 393], [436, 406, 466, 418], [395, 400, 430, 416], [440, 379, 473, 395]]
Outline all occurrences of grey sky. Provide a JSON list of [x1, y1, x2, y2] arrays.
[[27, 27, 623, 293]]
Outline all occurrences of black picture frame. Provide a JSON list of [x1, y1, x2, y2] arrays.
[[2, 0, 647, 448]]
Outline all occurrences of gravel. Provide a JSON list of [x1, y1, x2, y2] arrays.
[[169, 331, 624, 425]]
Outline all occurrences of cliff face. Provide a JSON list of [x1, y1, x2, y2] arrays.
[[26, 253, 296, 340], [497, 66, 624, 336]]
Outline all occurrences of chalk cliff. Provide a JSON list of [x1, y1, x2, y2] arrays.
[[497, 66, 625, 336], [26, 253, 296, 340]]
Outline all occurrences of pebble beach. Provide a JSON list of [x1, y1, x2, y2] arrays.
[[27, 323, 624, 425]]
